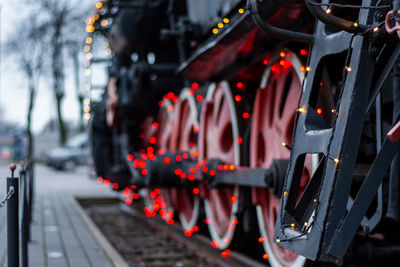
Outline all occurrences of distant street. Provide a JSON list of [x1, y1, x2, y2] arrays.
[[0, 161, 114, 196]]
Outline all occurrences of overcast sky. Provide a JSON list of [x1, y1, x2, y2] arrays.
[[0, 1, 101, 134]]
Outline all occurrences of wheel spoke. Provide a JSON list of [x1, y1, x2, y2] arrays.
[[181, 106, 194, 150], [200, 82, 240, 249], [166, 91, 201, 230], [251, 53, 309, 267]]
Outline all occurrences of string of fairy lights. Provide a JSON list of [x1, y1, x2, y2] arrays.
[[275, 0, 390, 244], [79, 0, 390, 262], [82, 3, 247, 120], [83, 0, 112, 121], [211, 8, 245, 35], [80, 2, 311, 261]]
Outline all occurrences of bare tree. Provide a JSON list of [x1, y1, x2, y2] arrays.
[[65, 5, 96, 133], [39, 0, 91, 144], [4, 15, 48, 159], [66, 38, 85, 132]]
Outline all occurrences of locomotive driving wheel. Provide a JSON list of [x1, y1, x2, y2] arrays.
[[250, 52, 310, 267], [144, 100, 175, 219], [169, 89, 201, 230], [199, 82, 241, 249]]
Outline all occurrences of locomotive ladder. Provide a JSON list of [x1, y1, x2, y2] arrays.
[[274, 0, 400, 263]]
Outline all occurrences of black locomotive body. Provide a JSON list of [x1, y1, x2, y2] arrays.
[[85, 0, 400, 266]]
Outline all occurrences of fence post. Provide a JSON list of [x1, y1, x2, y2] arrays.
[[20, 163, 28, 267], [28, 162, 34, 229], [26, 161, 32, 242], [7, 164, 19, 267]]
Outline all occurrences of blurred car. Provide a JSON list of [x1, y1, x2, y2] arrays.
[[46, 132, 89, 171], [0, 146, 10, 160]]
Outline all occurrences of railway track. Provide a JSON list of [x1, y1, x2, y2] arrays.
[[81, 197, 267, 267]]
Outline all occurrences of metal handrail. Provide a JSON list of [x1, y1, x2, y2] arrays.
[[305, 0, 369, 33], [248, 0, 314, 44]]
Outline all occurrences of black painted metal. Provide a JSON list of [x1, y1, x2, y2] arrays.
[[205, 159, 288, 197], [7, 176, 19, 267], [176, 0, 311, 81], [387, 61, 400, 221], [248, 0, 314, 44], [20, 168, 29, 267], [362, 92, 383, 233], [120, 130, 141, 184], [367, 43, 400, 113], [206, 166, 268, 188], [327, 125, 400, 260], [87, 0, 400, 263], [145, 152, 199, 187], [141, 152, 288, 191], [305, 0, 369, 33], [274, 0, 397, 263], [27, 163, 34, 239]]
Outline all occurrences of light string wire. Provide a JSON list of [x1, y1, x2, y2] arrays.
[[277, 0, 388, 242], [305, 0, 389, 9], [278, 32, 357, 242]]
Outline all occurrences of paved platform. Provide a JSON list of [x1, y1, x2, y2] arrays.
[[0, 162, 119, 267]]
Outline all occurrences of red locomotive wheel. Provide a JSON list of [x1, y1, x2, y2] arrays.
[[158, 101, 176, 220], [250, 52, 311, 267], [169, 89, 201, 230], [157, 100, 175, 153], [199, 82, 241, 249], [143, 100, 175, 218]]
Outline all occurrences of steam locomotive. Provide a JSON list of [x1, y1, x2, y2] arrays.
[[85, 0, 400, 265]]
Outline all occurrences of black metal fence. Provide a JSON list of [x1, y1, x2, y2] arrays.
[[2, 162, 34, 267]]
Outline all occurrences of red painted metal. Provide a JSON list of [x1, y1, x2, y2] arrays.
[[388, 120, 400, 143], [155, 104, 176, 220], [199, 83, 239, 248], [169, 95, 199, 228], [250, 56, 310, 266], [179, 3, 308, 81]]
